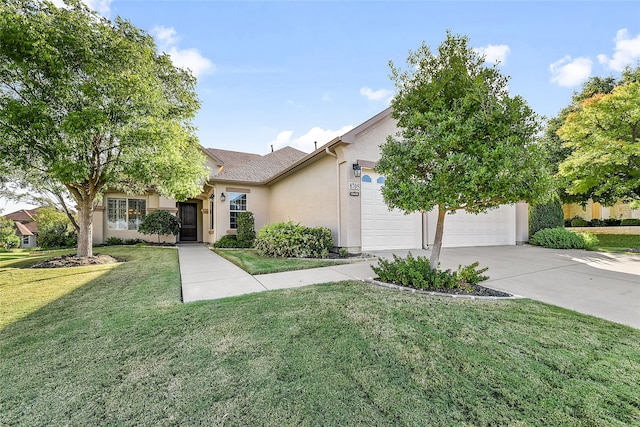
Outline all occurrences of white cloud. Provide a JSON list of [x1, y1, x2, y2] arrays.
[[151, 26, 215, 78], [475, 44, 510, 66], [597, 29, 640, 72], [549, 56, 592, 87], [270, 125, 355, 153], [360, 87, 393, 103]]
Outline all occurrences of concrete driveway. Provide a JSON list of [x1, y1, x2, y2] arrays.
[[371, 245, 640, 329]]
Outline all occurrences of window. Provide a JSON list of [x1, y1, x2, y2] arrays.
[[229, 192, 247, 229], [107, 198, 146, 230], [362, 174, 372, 183], [22, 236, 29, 245]]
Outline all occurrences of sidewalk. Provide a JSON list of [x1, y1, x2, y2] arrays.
[[178, 244, 376, 303]]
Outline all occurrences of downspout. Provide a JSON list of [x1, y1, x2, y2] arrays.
[[325, 146, 341, 247]]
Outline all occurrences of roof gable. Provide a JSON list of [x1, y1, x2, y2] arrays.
[[4, 208, 37, 223]]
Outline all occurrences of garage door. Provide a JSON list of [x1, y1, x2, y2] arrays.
[[433, 205, 516, 248], [361, 172, 422, 251]]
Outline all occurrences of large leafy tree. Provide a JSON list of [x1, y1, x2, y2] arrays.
[[539, 75, 618, 203], [0, 0, 208, 257], [557, 78, 640, 207], [377, 32, 551, 266]]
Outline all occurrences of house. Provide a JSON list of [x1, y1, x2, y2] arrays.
[[94, 108, 529, 251], [3, 208, 38, 248], [563, 200, 640, 222]]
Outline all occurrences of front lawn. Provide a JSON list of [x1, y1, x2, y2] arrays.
[[213, 248, 349, 274], [1, 246, 639, 426], [584, 234, 640, 253]]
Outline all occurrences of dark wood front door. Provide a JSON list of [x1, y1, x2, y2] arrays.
[[180, 203, 197, 241]]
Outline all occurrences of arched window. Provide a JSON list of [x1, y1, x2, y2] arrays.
[[362, 174, 372, 183], [376, 176, 386, 184]]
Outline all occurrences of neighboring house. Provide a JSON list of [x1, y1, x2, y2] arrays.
[[3, 208, 38, 248], [563, 200, 640, 221], [94, 108, 529, 251]]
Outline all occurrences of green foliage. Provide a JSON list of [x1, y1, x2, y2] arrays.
[[621, 218, 640, 226], [236, 212, 256, 244], [105, 237, 124, 246], [529, 228, 598, 249], [255, 222, 333, 258], [35, 207, 77, 248], [0, 0, 208, 257], [604, 218, 622, 226], [213, 234, 253, 249], [529, 194, 565, 236], [105, 237, 146, 246], [0, 216, 20, 249], [138, 210, 180, 243], [371, 253, 489, 291], [557, 71, 640, 207], [570, 218, 589, 227], [378, 32, 551, 266]]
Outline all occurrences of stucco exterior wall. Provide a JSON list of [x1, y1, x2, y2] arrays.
[[95, 191, 178, 244], [211, 184, 271, 241], [269, 155, 339, 241]]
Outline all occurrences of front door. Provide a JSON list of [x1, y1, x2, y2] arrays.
[[180, 203, 197, 241]]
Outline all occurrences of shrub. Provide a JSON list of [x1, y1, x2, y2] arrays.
[[570, 217, 588, 227], [604, 218, 621, 226], [529, 228, 598, 249], [35, 207, 77, 248], [105, 237, 124, 246], [529, 194, 565, 236], [371, 253, 489, 291], [213, 234, 253, 248], [621, 218, 640, 226], [138, 210, 180, 243], [255, 221, 333, 258], [588, 218, 605, 227], [236, 212, 256, 244], [124, 238, 146, 245]]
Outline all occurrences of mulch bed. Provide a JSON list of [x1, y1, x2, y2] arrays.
[[32, 254, 126, 269], [370, 279, 514, 298]]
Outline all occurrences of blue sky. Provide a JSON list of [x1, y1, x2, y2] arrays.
[[2, 0, 640, 213]]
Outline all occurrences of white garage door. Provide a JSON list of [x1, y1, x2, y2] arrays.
[[434, 205, 516, 248], [361, 172, 422, 251]]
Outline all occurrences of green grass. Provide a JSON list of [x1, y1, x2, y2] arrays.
[[214, 248, 349, 274], [583, 234, 640, 253], [1, 246, 639, 426]]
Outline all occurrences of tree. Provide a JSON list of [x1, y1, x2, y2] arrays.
[[0, 216, 20, 249], [377, 32, 551, 266], [35, 206, 77, 248], [0, 0, 209, 258], [540, 76, 618, 203], [138, 209, 180, 243], [557, 77, 640, 207], [528, 193, 565, 237]]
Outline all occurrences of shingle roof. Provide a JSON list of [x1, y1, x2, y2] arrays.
[[209, 146, 307, 183], [4, 208, 37, 222], [13, 221, 33, 236], [206, 148, 262, 173]]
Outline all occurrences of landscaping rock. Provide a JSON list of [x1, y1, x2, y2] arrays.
[[32, 254, 125, 268]]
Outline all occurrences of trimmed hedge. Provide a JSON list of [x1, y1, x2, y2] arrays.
[[570, 217, 589, 227], [255, 221, 333, 258], [621, 218, 640, 226], [529, 228, 598, 249], [529, 195, 565, 236]]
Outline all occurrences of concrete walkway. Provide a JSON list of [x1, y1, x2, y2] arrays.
[[178, 244, 376, 303], [178, 244, 639, 329]]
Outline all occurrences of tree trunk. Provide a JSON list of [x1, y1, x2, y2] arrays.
[[76, 198, 94, 258], [429, 206, 447, 268]]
